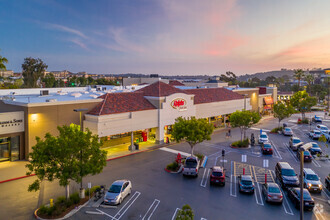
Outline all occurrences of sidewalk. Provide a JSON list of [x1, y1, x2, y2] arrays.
[[0, 161, 31, 183]]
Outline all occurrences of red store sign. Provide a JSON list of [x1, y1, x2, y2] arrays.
[[171, 98, 187, 111]]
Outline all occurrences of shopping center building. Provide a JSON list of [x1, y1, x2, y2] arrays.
[[0, 81, 260, 162]]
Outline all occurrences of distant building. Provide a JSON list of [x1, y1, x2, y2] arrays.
[[0, 70, 14, 78]]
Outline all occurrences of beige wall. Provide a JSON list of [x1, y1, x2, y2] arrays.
[[233, 89, 259, 112], [26, 102, 100, 159]]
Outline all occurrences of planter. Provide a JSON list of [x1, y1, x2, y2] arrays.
[[314, 156, 329, 161], [164, 164, 183, 174]]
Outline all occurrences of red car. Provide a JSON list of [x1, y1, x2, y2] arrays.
[[261, 142, 273, 155], [210, 166, 225, 186]]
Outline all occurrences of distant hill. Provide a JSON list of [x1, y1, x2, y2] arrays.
[[238, 70, 295, 81]]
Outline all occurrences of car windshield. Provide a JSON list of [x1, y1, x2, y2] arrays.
[[261, 135, 267, 139], [285, 128, 291, 131], [269, 187, 281, 193], [303, 151, 311, 156], [263, 144, 271, 148], [306, 174, 319, 181], [297, 190, 312, 200], [241, 180, 252, 185], [314, 131, 321, 134], [293, 139, 300, 143], [282, 169, 296, 176], [212, 172, 223, 177], [320, 127, 328, 131], [312, 143, 320, 148], [185, 159, 197, 168], [108, 184, 122, 193]]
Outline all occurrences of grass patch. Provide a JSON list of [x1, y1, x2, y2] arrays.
[[271, 127, 283, 133], [231, 138, 249, 148]]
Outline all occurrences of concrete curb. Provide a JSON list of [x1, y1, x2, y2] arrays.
[[34, 199, 89, 220]]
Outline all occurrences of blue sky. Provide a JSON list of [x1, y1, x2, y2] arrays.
[[1, 0, 330, 75]]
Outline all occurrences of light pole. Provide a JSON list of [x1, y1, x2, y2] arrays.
[[299, 148, 304, 220], [73, 108, 88, 199]]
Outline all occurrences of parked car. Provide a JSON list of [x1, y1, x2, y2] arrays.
[[238, 175, 254, 194], [297, 150, 312, 162], [287, 188, 315, 210], [104, 180, 132, 205], [261, 142, 273, 155], [262, 183, 283, 204], [182, 156, 200, 177], [289, 137, 303, 151], [309, 142, 322, 155], [303, 168, 322, 193], [309, 130, 321, 140], [322, 130, 330, 142], [275, 162, 299, 189], [210, 166, 225, 186], [325, 175, 330, 191], [283, 127, 293, 136], [312, 116, 322, 123], [316, 124, 328, 134], [258, 132, 269, 144]]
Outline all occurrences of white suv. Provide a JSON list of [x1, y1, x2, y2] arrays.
[[309, 130, 321, 140], [258, 132, 269, 144]]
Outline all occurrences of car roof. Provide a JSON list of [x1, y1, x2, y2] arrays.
[[186, 156, 198, 160], [212, 166, 223, 172], [285, 127, 292, 130], [318, 125, 326, 128], [261, 132, 267, 135], [241, 175, 253, 180], [292, 137, 300, 140], [303, 168, 316, 175], [278, 162, 292, 169], [313, 130, 321, 132], [267, 183, 279, 188], [112, 180, 128, 185]]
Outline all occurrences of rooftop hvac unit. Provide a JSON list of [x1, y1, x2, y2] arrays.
[[40, 90, 49, 96]]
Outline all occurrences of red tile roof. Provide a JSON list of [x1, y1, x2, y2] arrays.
[[185, 88, 244, 104], [136, 81, 187, 97], [87, 92, 156, 115], [169, 80, 185, 86]]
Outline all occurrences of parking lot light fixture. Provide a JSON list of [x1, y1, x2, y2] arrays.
[[299, 148, 304, 220]]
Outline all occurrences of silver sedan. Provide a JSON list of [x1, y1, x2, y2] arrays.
[[262, 183, 283, 204], [104, 180, 132, 205]]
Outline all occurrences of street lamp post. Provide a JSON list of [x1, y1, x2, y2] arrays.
[[73, 108, 88, 199], [299, 148, 304, 220]]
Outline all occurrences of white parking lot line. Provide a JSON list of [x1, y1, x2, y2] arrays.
[[230, 161, 237, 197], [285, 143, 299, 162], [114, 191, 141, 220], [200, 168, 210, 188], [312, 159, 321, 167], [171, 208, 181, 220], [159, 147, 190, 157], [271, 171, 294, 216], [95, 208, 119, 220], [252, 166, 264, 206], [269, 140, 282, 159], [250, 127, 270, 132], [142, 199, 160, 220]]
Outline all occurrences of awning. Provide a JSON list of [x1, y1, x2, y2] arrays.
[[264, 96, 274, 105]]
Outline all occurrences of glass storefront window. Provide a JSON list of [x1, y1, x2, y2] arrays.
[[0, 136, 20, 162]]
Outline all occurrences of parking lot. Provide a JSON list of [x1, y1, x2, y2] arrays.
[[69, 112, 330, 220], [0, 112, 329, 220]]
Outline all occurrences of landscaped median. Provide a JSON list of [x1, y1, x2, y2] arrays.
[[34, 186, 100, 219], [230, 138, 250, 148], [164, 152, 207, 173]]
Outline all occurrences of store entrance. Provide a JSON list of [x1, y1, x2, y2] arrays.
[[0, 136, 20, 162]]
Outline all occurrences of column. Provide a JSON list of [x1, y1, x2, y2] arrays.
[[155, 127, 164, 144], [131, 131, 134, 151]]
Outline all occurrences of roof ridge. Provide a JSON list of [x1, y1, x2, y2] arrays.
[[98, 93, 109, 116]]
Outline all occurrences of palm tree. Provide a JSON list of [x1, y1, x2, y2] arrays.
[[304, 74, 314, 94], [294, 69, 305, 90], [0, 50, 8, 70]]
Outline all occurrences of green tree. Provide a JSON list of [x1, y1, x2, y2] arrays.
[[42, 73, 56, 88], [0, 50, 8, 70], [26, 124, 107, 199], [87, 76, 94, 85], [229, 110, 261, 140], [172, 117, 214, 155], [22, 57, 48, 88], [78, 76, 87, 86], [294, 69, 305, 90], [304, 74, 314, 94], [176, 204, 194, 220], [273, 102, 295, 128], [290, 91, 317, 119]]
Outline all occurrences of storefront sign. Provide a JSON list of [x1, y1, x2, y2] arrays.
[[171, 98, 187, 111], [0, 111, 24, 135]]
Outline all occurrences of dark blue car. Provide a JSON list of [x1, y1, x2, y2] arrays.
[[238, 175, 254, 194]]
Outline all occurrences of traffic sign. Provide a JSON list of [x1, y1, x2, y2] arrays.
[[263, 159, 269, 168], [242, 155, 247, 163]]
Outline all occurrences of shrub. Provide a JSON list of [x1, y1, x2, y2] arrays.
[[166, 162, 179, 171], [65, 198, 73, 207], [194, 153, 204, 161], [55, 196, 66, 206], [69, 192, 80, 204], [271, 127, 282, 133], [176, 204, 194, 220], [231, 138, 249, 148], [86, 185, 101, 196], [301, 118, 309, 124], [38, 205, 49, 215]]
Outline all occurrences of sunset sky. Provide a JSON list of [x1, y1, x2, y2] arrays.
[[1, 0, 330, 75]]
